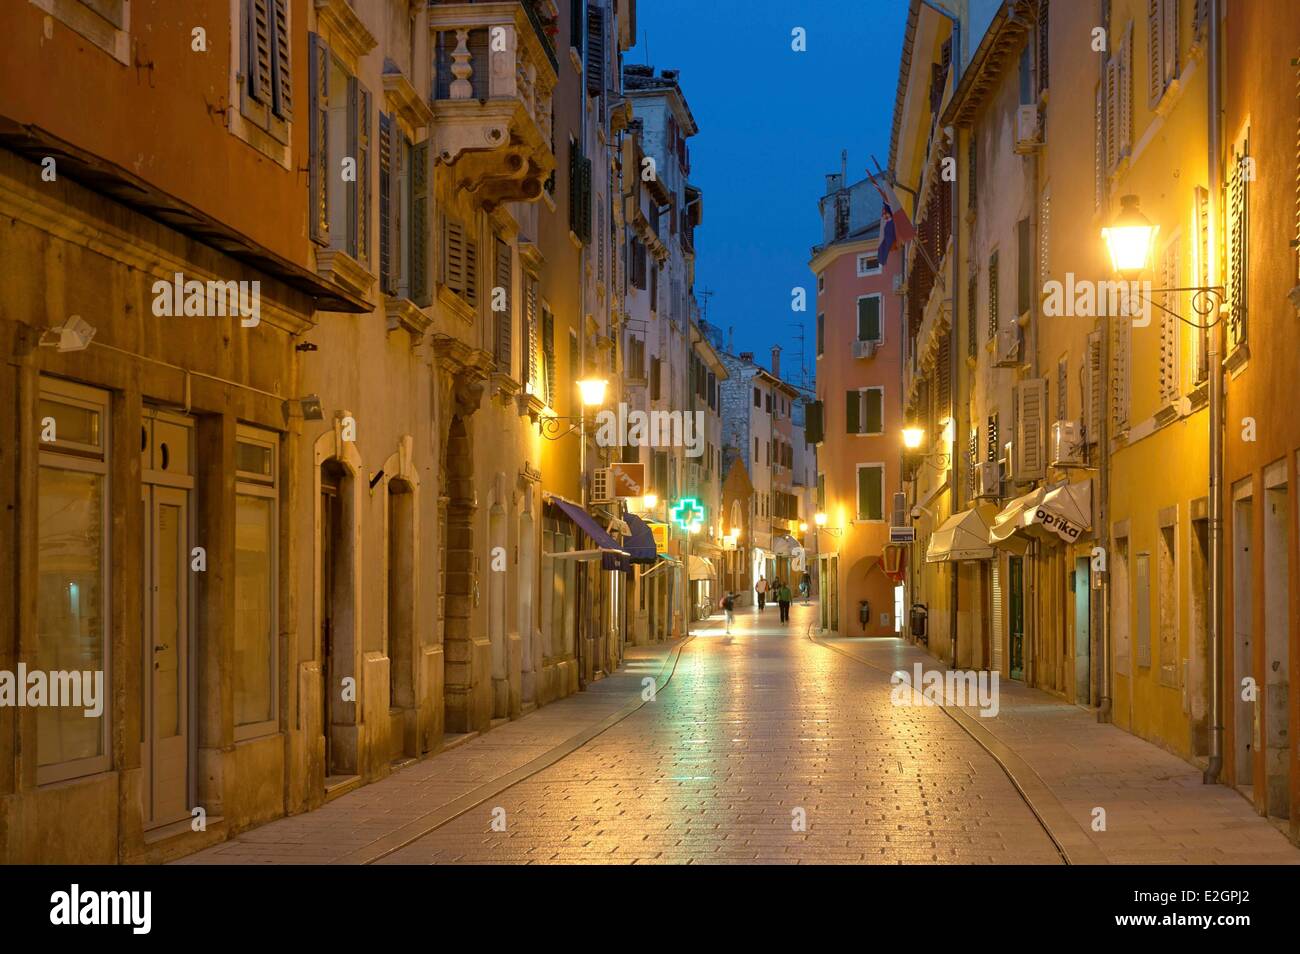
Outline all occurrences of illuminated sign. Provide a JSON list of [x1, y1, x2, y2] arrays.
[[670, 497, 705, 532]]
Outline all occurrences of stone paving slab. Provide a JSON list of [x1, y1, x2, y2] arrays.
[[820, 634, 1300, 865], [177, 641, 681, 865]]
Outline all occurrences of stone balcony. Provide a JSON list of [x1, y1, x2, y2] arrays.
[[428, 1, 559, 208]]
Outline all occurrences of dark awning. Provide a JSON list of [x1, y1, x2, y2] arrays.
[[547, 496, 631, 572], [622, 512, 659, 564]]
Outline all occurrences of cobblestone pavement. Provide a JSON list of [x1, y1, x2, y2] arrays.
[[184, 600, 1300, 865]]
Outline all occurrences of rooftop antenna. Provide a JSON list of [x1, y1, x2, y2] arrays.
[[786, 322, 810, 392], [697, 287, 715, 321]]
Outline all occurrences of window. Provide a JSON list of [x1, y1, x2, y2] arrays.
[[441, 215, 479, 306], [856, 464, 885, 522], [753, 387, 761, 408], [967, 273, 978, 357], [309, 35, 371, 262], [817, 473, 826, 510], [857, 295, 882, 342], [1105, 22, 1134, 173], [816, 313, 825, 356], [846, 388, 884, 435], [241, 0, 291, 142], [542, 306, 556, 407], [1111, 312, 1131, 432], [36, 378, 110, 782], [856, 253, 881, 276], [754, 437, 760, 463], [988, 251, 1000, 335], [234, 425, 278, 738], [1147, 0, 1179, 109], [493, 235, 513, 376], [379, 115, 430, 305], [569, 137, 592, 243], [650, 356, 662, 401], [1158, 236, 1182, 405], [1226, 128, 1250, 358]]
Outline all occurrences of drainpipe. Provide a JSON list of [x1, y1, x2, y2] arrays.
[[1204, 0, 1225, 785], [1097, 0, 1114, 723], [920, 0, 962, 669]]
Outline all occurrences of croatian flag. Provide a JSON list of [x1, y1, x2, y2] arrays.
[[870, 176, 915, 268]]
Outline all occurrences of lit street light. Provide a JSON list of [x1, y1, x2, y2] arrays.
[[1101, 194, 1159, 279]]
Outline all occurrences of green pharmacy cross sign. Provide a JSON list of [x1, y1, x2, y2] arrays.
[[670, 497, 705, 532]]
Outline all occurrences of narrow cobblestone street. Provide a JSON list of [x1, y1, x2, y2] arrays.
[[182, 601, 1300, 865]]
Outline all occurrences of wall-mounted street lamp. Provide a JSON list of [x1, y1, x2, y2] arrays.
[[900, 424, 951, 469], [813, 511, 843, 538], [1100, 194, 1226, 324], [538, 378, 610, 507]]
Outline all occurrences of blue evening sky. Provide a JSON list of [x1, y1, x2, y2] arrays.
[[628, 0, 908, 391]]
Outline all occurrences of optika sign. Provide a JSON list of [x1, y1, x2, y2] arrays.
[[152, 272, 261, 327], [594, 403, 705, 458], [1041, 272, 1151, 327], [889, 663, 1000, 717], [1035, 507, 1083, 542]]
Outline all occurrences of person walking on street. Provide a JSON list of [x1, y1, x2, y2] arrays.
[[777, 581, 792, 623], [721, 592, 736, 634], [799, 572, 811, 605], [755, 576, 768, 611]]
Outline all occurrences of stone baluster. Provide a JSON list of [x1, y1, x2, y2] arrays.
[[449, 28, 473, 99]]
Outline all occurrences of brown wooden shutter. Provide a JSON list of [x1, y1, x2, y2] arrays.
[[442, 216, 465, 296], [1147, 0, 1163, 107], [349, 83, 371, 265], [542, 308, 556, 407], [410, 140, 430, 305], [586, 3, 606, 96], [493, 237, 513, 375], [379, 114, 393, 294], [936, 334, 951, 419], [308, 33, 330, 247], [271, 0, 291, 119], [524, 276, 540, 390]]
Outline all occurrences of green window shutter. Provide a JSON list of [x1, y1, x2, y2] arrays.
[[308, 33, 330, 247], [493, 237, 512, 374], [248, 0, 273, 106], [542, 308, 556, 407], [864, 389, 883, 434], [586, 3, 606, 96], [346, 78, 371, 263], [858, 466, 883, 521], [410, 140, 430, 305], [806, 400, 824, 444], [858, 297, 881, 341], [845, 390, 860, 434], [524, 277, 539, 391]]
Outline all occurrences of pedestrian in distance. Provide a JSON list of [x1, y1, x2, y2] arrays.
[[721, 591, 736, 634], [799, 572, 811, 605], [755, 575, 768, 611], [777, 581, 792, 623]]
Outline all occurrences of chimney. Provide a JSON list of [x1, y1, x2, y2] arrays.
[[739, 351, 754, 364], [771, 345, 782, 378], [728, 326, 734, 353]]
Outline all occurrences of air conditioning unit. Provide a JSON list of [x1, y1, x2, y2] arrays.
[[1014, 104, 1042, 153], [975, 461, 1003, 499], [853, 339, 879, 359], [1050, 420, 1086, 466], [590, 468, 614, 504], [995, 325, 1022, 367]]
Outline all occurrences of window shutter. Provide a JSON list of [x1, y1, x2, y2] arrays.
[[1094, 83, 1105, 211], [858, 297, 881, 341], [1086, 330, 1103, 446], [1193, 185, 1210, 382], [570, 0, 585, 54], [346, 79, 371, 264], [1015, 378, 1047, 480], [1037, 0, 1050, 93], [271, 0, 291, 119], [493, 237, 512, 375], [465, 232, 479, 306], [1162, 0, 1179, 89], [410, 140, 430, 306], [967, 273, 978, 356], [936, 334, 950, 418], [650, 356, 661, 401], [967, 133, 978, 211], [379, 114, 393, 294], [865, 389, 884, 434], [308, 33, 330, 246], [442, 217, 466, 297], [542, 308, 556, 407], [858, 467, 883, 521], [1110, 317, 1131, 431], [988, 251, 999, 335], [248, 0, 274, 105], [525, 277, 540, 390], [1147, 0, 1164, 107], [1039, 187, 1050, 285], [81, 0, 126, 29], [579, 156, 593, 242], [1120, 25, 1134, 156], [1105, 57, 1119, 172], [816, 313, 825, 355], [1159, 239, 1181, 405], [1017, 217, 1032, 316], [806, 401, 824, 444], [845, 390, 861, 435], [586, 3, 606, 96], [1227, 133, 1249, 353]]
